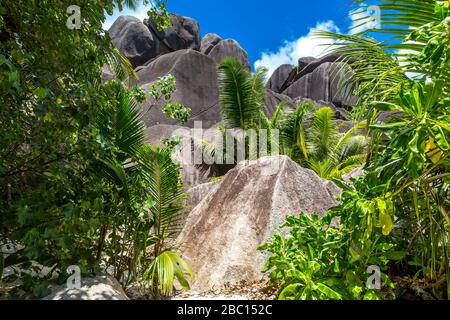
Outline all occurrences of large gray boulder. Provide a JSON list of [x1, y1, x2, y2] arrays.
[[298, 56, 317, 70], [109, 16, 170, 68], [200, 33, 222, 55], [177, 156, 341, 291], [208, 39, 250, 70], [43, 276, 128, 300], [144, 14, 201, 52], [137, 49, 220, 128], [283, 62, 354, 107], [266, 64, 295, 93], [264, 89, 295, 117]]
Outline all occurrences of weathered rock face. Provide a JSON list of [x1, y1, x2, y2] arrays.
[[178, 156, 341, 291], [264, 89, 295, 117], [283, 61, 354, 107], [298, 56, 317, 70], [43, 276, 128, 300], [137, 50, 220, 128], [200, 33, 222, 55], [110, 14, 200, 69], [208, 39, 250, 70], [109, 16, 170, 68], [144, 124, 234, 187], [185, 180, 221, 211], [144, 14, 201, 52], [266, 64, 295, 93]]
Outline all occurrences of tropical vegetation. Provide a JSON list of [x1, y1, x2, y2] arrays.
[[261, 0, 450, 300], [216, 57, 367, 179], [0, 0, 192, 299]]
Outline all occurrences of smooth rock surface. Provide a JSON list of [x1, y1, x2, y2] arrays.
[[208, 39, 250, 70], [200, 33, 222, 55], [145, 14, 201, 52], [264, 89, 295, 117], [137, 49, 220, 128], [267, 64, 295, 93], [109, 16, 170, 68], [178, 156, 341, 291]]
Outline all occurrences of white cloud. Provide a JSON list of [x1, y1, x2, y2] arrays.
[[103, 4, 151, 30], [254, 20, 340, 76], [349, 3, 374, 35]]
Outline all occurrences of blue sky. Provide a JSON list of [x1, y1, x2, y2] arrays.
[[104, 0, 378, 74]]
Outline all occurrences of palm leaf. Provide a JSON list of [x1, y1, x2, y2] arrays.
[[144, 250, 193, 296], [105, 47, 139, 86], [218, 57, 263, 130], [140, 146, 187, 239], [308, 107, 337, 160]]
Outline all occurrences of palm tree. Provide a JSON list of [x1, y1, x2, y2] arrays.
[[139, 146, 192, 299], [280, 104, 368, 179], [93, 83, 192, 297]]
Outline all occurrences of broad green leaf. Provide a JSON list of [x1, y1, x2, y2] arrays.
[[279, 284, 301, 300], [377, 198, 394, 236], [317, 283, 343, 300], [370, 101, 400, 111], [369, 122, 407, 131]]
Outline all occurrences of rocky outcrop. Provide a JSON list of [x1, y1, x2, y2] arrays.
[[200, 33, 222, 55], [177, 156, 341, 291], [144, 124, 234, 187], [208, 39, 250, 70], [137, 50, 220, 128], [185, 180, 221, 211], [43, 276, 128, 300], [298, 56, 316, 70], [266, 64, 295, 93], [283, 61, 354, 107], [144, 14, 200, 52], [264, 89, 295, 117], [109, 14, 200, 69], [109, 16, 170, 68]]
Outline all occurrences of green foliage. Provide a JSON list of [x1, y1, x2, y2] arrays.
[[280, 104, 368, 179], [264, 0, 450, 300], [0, 0, 192, 299], [148, 74, 192, 124], [143, 251, 193, 297], [260, 213, 395, 300], [218, 57, 267, 130]]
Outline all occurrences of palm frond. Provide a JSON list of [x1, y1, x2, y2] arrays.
[[339, 135, 367, 161], [143, 250, 193, 296], [218, 57, 262, 130], [140, 146, 187, 238], [270, 102, 286, 128], [98, 84, 145, 162], [351, 0, 438, 38], [280, 102, 314, 161], [315, 31, 409, 114], [308, 107, 337, 160], [105, 47, 139, 85]]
